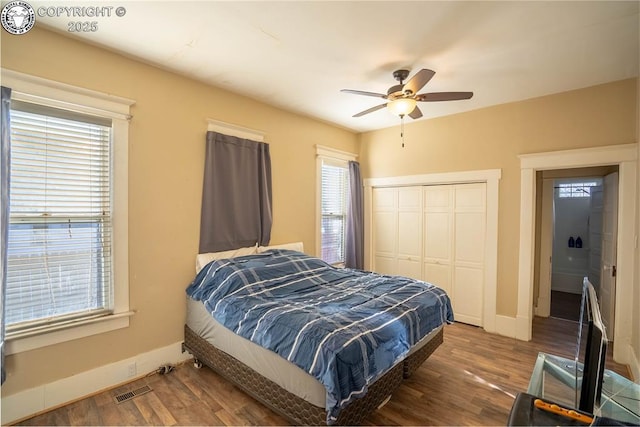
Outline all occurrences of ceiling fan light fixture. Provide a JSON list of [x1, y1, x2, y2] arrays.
[[343, 69, 472, 120], [387, 97, 417, 116]]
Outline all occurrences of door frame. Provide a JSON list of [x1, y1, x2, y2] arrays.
[[517, 144, 637, 364], [364, 168, 501, 333]]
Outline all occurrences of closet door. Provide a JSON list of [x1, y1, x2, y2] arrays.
[[373, 183, 486, 327], [372, 188, 397, 276], [423, 186, 453, 296], [397, 187, 422, 280], [372, 186, 422, 280], [452, 183, 486, 326]]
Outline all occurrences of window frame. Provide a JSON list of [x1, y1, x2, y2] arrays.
[[2, 69, 135, 354], [315, 145, 357, 266], [556, 180, 600, 198]]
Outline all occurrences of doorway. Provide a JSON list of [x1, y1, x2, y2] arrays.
[[534, 167, 618, 333], [517, 143, 637, 366]]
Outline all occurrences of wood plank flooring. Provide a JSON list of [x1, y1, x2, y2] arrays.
[[17, 316, 632, 426], [550, 290, 583, 322]]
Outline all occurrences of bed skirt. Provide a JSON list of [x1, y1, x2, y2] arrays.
[[183, 324, 443, 425]]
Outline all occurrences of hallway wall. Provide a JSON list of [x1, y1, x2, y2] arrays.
[[551, 178, 601, 293]]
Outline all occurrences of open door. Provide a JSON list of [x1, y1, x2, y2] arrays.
[[536, 178, 554, 317], [588, 185, 603, 290], [599, 172, 618, 339]]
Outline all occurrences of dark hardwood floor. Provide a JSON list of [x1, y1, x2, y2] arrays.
[[550, 290, 583, 322], [17, 316, 631, 426]]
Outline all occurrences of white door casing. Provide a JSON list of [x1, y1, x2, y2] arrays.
[[517, 144, 636, 365]]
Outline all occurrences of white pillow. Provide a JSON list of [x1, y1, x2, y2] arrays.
[[257, 241, 304, 253], [196, 245, 258, 273]]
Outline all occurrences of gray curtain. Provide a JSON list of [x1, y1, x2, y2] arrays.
[[199, 131, 272, 253], [1, 86, 11, 385], [345, 160, 364, 270]]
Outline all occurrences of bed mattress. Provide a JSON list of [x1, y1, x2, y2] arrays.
[[186, 296, 442, 409]]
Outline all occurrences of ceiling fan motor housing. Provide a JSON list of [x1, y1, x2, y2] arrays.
[[390, 69, 415, 98], [387, 84, 405, 99]]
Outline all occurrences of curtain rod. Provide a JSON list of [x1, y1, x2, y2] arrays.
[[206, 118, 265, 142]]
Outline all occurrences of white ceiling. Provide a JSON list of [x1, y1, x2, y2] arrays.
[[33, 1, 639, 133]]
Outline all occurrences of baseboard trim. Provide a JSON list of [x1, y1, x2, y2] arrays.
[[488, 315, 534, 341], [1, 341, 191, 425], [494, 315, 517, 338]]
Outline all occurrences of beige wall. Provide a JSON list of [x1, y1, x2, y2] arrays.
[[1, 25, 638, 398], [0, 27, 358, 395], [359, 78, 638, 317]]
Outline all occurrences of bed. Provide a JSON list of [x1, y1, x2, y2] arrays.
[[183, 246, 453, 425]]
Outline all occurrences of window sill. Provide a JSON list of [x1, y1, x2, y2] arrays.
[[5, 311, 135, 355]]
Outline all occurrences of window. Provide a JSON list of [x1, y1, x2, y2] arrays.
[[321, 160, 349, 264], [316, 145, 356, 266], [2, 69, 133, 353], [6, 103, 113, 329], [557, 181, 599, 198]]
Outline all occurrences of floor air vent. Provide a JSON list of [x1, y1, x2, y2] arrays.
[[114, 385, 152, 404]]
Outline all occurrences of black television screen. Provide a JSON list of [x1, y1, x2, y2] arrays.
[[575, 277, 608, 414]]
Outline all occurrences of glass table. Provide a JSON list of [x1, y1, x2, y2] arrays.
[[527, 352, 640, 424]]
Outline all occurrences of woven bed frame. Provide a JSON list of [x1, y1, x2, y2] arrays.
[[183, 324, 444, 425]]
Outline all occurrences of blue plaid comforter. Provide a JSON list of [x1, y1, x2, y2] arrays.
[[186, 249, 454, 423]]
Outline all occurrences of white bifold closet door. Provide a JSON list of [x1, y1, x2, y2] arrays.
[[372, 183, 486, 326], [424, 184, 486, 326], [372, 186, 422, 280]]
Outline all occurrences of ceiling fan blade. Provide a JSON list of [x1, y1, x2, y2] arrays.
[[409, 106, 423, 119], [341, 89, 388, 99], [353, 103, 388, 117], [402, 69, 435, 96], [416, 91, 474, 102]]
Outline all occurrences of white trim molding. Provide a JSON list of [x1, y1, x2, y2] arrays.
[[1, 342, 191, 425], [363, 169, 502, 334], [495, 315, 518, 338], [1, 68, 134, 120], [2, 69, 133, 353], [517, 144, 638, 366], [206, 118, 265, 142], [316, 144, 358, 162], [6, 312, 134, 355], [365, 169, 500, 188]]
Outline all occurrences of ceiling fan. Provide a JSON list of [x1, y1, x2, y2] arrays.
[[341, 69, 473, 119]]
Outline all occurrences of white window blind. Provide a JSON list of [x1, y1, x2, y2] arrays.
[[321, 160, 349, 265], [6, 102, 113, 331]]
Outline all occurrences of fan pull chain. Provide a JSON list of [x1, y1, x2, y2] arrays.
[[400, 115, 405, 148]]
